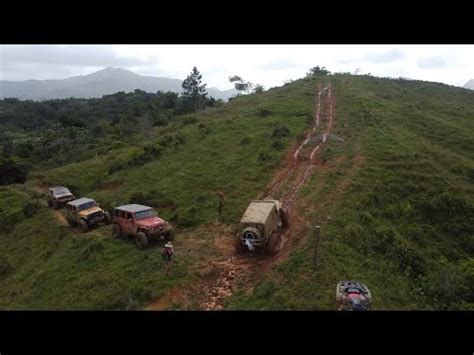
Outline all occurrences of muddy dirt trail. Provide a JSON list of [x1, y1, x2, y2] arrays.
[[196, 83, 337, 310], [146, 83, 337, 310]]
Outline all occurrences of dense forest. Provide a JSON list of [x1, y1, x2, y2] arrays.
[[0, 88, 223, 181]]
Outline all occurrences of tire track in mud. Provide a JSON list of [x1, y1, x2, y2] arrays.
[[199, 83, 336, 310]]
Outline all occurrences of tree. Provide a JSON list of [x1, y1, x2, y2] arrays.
[[181, 67, 208, 112], [253, 84, 265, 94], [306, 66, 331, 78], [229, 75, 253, 95]]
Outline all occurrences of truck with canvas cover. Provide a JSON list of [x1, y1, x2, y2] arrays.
[[235, 199, 288, 254]]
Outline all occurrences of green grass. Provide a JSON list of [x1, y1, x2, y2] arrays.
[[1, 75, 473, 310], [0, 79, 318, 309], [226, 75, 474, 310]]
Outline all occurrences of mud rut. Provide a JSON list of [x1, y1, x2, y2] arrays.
[[199, 83, 336, 310]]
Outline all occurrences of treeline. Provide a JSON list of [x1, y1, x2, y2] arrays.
[[0, 67, 225, 184]]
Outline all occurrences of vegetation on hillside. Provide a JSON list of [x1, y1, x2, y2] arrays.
[[0, 70, 472, 310]]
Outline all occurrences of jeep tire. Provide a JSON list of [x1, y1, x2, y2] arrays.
[[112, 224, 122, 238], [53, 200, 59, 210], [66, 216, 76, 227], [280, 208, 289, 228], [135, 232, 149, 249], [48, 199, 53, 208], [79, 219, 89, 233], [266, 234, 280, 255], [104, 211, 112, 224], [234, 234, 246, 253]]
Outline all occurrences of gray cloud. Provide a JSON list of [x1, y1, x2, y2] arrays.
[[0, 46, 151, 80], [338, 48, 405, 64], [416, 56, 446, 69], [363, 48, 405, 63], [259, 58, 297, 70]]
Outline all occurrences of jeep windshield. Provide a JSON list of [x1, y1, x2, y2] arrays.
[[77, 201, 96, 211], [134, 209, 156, 220]]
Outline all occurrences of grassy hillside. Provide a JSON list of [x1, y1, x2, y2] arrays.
[[0, 75, 472, 310], [0, 80, 315, 309], [227, 76, 474, 310]]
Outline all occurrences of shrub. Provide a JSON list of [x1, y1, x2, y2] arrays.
[[271, 126, 290, 138], [240, 137, 251, 145], [23, 200, 41, 217], [182, 116, 198, 125], [0, 256, 13, 280], [259, 109, 272, 117], [271, 141, 285, 151], [258, 152, 271, 162]]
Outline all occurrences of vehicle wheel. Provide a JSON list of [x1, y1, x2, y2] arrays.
[[66, 216, 75, 227], [135, 232, 149, 249], [53, 201, 59, 210], [104, 211, 112, 225], [164, 229, 174, 242], [47, 199, 53, 207], [79, 219, 89, 233], [234, 234, 246, 253], [280, 208, 289, 228], [266, 234, 280, 255], [112, 224, 122, 238]]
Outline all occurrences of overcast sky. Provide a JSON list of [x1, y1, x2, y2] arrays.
[[1, 45, 472, 90]]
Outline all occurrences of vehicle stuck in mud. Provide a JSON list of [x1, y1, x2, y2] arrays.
[[235, 199, 288, 254]]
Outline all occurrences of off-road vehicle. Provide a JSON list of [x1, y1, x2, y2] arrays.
[[235, 199, 288, 254], [65, 197, 111, 232], [111, 204, 174, 248], [47, 186, 75, 209], [336, 281, 372, 311]]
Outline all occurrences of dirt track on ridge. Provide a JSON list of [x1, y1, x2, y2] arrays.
[[193, 83, 336, 310]]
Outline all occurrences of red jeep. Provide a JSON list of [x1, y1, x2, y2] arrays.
[[111, 204, 174, 248]]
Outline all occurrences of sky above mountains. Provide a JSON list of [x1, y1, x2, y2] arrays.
[[1, 45, 472, 90]]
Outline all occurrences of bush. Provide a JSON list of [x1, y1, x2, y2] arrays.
[[258, 152, 271, 162], [240, 137, 251, 145], [23, 200, 41, 217], [158, 134, 174, 148], [144, 143, 163, 158], [174, 132, 186, 147], [198, 123, 212, 136], [271, 141, 285, 151], [108, 159, 126, 175], [271, 126, 290, 138], [182, 116, 198, 125], [0, 256, 12, 280], [259, 109, 272, 117]]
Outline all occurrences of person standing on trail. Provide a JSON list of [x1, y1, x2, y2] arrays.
[[162, 241, 174, 262], [216, 189, 225, 219]]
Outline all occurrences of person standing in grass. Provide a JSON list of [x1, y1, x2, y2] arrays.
[[162, 241, 174, 262]]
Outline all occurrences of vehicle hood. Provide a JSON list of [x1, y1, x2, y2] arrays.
[[79, 206, 103, 217], [135, 217, 168, 229]]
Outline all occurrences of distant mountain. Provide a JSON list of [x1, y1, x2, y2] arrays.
[[464, 79, 474, 90], [0, 67, 238, 101]]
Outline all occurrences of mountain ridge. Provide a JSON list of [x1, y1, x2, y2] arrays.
[[0, 67, 237, 101]]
